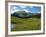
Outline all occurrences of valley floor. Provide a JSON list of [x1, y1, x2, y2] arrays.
[[11, 16, 41, 31]]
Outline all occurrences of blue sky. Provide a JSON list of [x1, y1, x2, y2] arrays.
[[10, 5, 41, 14]]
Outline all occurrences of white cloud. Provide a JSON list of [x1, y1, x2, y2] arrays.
[[20, 6, 26, 8], [30, 6, 33, 8], [11, 10, 15, 14], [23, 9, 28, 12], [12, 6, 18, 10], [11, 9, 21, 14], [11, 7, 33, 14], [24, 9, 31, 13], [11, 9, 18, 14], [37, 12, 40, 13]]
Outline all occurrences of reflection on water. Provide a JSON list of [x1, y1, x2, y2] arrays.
[[11, 24, 16, 29]]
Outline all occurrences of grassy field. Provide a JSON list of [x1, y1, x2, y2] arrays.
[[11, 16, 41, 31]]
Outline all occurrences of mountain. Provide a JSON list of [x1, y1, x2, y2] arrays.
[[11, 11, 41, 18], [14, 10, 26, 14]]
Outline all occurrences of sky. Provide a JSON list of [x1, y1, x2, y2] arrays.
[[10, 5, 41, 14]]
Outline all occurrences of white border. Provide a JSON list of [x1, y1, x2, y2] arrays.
[[8, 2, 44, 35], [8, 0, 32, 1]]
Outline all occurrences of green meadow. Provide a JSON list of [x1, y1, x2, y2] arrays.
[[11, 16, 41, 31]]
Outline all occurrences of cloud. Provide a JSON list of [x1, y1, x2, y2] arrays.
[[11, 10, 15, 14], [24, 9, 29, 12], [11, 5, 39, 14], [30, 6, 33, 8], [11, 9, 23, 14], [23, 9, 32, 13], [37, 12, 41, 13], [20, 6, 27, 8], [12, 6, 18, 11], [11, 9, 19, 14]]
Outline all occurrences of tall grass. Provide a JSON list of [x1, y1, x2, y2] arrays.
[[11, 16, 41, 31]]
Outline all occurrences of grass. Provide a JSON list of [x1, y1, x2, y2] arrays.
[[11, 16, 41, 31]]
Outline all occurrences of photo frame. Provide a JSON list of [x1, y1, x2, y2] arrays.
[[8, 0, 32, 2], [5, 1, 45, 36]]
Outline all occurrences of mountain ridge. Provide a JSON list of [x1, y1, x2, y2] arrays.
[[11, 11, 41, 18]]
